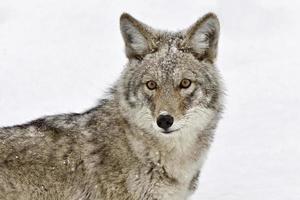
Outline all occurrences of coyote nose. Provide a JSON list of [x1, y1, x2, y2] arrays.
[[156, 114, 174, 130]]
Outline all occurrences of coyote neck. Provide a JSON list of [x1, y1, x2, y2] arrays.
[[125, 123, 211, 186]]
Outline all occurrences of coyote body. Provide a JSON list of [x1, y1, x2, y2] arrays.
[[0, 13, 223, 200]]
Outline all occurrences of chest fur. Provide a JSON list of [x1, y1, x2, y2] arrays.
[[126, 130, 210, 199]]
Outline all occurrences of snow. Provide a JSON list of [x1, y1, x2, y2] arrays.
[[0, 0, 300, 199]]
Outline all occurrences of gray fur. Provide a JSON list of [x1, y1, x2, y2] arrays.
[[0, 13, 223, 200]]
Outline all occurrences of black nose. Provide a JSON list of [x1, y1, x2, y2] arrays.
[[156, 115, 174, 130]]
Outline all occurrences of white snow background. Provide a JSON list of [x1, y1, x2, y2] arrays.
[[0, 0, 299, 199]]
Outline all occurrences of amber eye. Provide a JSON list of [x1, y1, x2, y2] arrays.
[[180, 79, 192, 89], [146, 80, 157, 90]]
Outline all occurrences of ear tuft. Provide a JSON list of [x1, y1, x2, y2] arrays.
[[181, 13, 220, 61], [120, 13, 156, 59]]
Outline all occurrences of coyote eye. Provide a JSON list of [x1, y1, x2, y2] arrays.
[[146, 80, 157, 90], [180, 79, 192, 89]]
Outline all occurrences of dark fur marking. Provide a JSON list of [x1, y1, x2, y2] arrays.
[[161, 166, 178, 185], [124, 80, 136, 108], [188, 170, 200, 191]]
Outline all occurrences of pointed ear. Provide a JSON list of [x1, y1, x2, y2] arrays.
[[120, 13, 157, 59], [181, 13, 220, 61]]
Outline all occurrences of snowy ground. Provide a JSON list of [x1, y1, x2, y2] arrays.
[[0, 0, 300, 199]]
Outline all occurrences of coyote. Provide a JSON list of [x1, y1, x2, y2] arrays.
[[0, 13, 223, 200]]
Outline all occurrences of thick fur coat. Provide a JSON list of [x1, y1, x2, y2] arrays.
[[0, 13, 223, 200]]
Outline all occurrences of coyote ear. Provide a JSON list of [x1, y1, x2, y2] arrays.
[[181, 13, 220, 61], [120, 13, 157, 59]]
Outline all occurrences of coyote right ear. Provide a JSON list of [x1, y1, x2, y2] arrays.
[[120, 13, 157, 59]]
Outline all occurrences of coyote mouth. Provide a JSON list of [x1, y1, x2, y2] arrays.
[[161, 129, 179, 134]]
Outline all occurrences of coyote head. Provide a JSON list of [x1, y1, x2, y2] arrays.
[[117, 13, 223, 136]]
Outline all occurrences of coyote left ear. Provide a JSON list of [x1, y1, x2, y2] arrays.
[[120, 13, 157, 59], [181, 13, 220, 61]]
